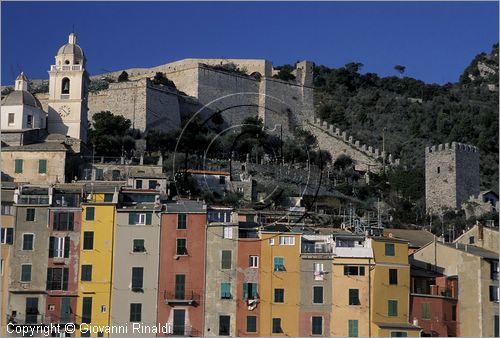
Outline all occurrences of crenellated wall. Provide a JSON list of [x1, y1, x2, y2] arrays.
[[305, 117, 399, 172]]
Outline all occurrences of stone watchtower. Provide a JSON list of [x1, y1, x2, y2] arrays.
[[425, 142, 480, 214]]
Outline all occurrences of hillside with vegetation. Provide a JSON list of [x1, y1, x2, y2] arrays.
[[312, 43, 499, 193]]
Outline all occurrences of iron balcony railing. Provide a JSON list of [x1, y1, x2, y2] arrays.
[[18, 195, 49, 205], [167, 324, 202, 336], [164, 290, 200, 305], [301, 243, 333, 254]]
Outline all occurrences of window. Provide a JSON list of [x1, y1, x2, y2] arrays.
[[104, 193, 113, 202], [219, 315, 230, 336], [274, 288, 284, 303], [175, 274, 185, 299], [274, 256, 285, 272], [49, 237, 69, 258], [312, 316, 323, 335], [8, 113, 14, 126], [148, 180, 158, 189], [46, 268, 69, 290], [26, 208, 35, 221], [246, 316, 257, 333], [344, 266, 365, 276], [220, 282, 231, 299], [422, 303, 430, 319], [313, 286, 324, 304], [177, 214, 187, 229], [27, 115, 33, 128], [81, 265, 92, 281], [491, 261, 499, 280], [249, 255, 259, 268], [15, 159, 23, 174], [437, 166, 440, 174], [133, 239, 145, 252], [272, 318, 282, 333], [135, 180, 143, 189], [221, 250, 232, 269], [128, 212, 152, 225], [61, 78, 70, 94], [129, 303, 142, 322], [82, 297, 92, 324], [21, 264, 32, 282], [489, 285, 499, 302], [389, 269, 398, 285], [132, 267, 144, 291], [219, 175, 226, 184], [83, 232, 94, 250], [95, 169, 104, 181], [269, 238, 275, 245], [111, 170, 121, 181], [495, 315, 499, 337], [1, 204, 13, 215], [176, 238, 187, 255], [349, 289, 360, 305], [223, 226, 233, 239], [348, 320, 358, 337], [22, 234, 34, 251], [53, 212, 74, 231], [469, 236, 475, 244], [388, 300, 398, 316], [38, 160, 47, 174], [85, 207, 95, 221], [390, 332, 408, 337], [0, 228, 13, 244], [279, 236, 295, 245], [452, 305, 457, 321], [101, 305, 107, 313], [243, 283, 258, 300], [385, 243, 395, 256]]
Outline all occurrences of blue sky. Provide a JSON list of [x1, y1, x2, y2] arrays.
[[2, 1, 498, 85]]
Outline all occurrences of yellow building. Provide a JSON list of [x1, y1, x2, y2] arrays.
[[331, 234, 374, 337], [369, 237, 421, 337], [76, 190, 118, 337], [260, 231, 301, 336], [0, 188, 15, 335]]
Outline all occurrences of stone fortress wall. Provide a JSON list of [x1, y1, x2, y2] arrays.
[[34, 58, 388, 170], [425, 142, 480, 214], [305, 117, 399, 172]]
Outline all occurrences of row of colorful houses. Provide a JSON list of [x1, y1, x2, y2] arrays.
[[0, 183, 498, 337]]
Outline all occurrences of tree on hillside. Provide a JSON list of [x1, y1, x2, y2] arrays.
[[118, 71, 129, 82], [88, 111, 135, 156], [394, 65, 406, 77], [152, 72, 176, 88]]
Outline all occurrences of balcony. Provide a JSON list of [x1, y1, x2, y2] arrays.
[[7, 314, 45, 326], [167, 325, 202, 336], [301, 243, 333, 254], [412, 285, 456, 298], [164, 290, 200, 306], [18, 195, 49, 205]]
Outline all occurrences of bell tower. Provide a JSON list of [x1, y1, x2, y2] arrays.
[[47, 33, 88, 142]]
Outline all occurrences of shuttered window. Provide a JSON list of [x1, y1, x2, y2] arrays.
[[221, 250, 232, 269], [38, 160, 47, 174]]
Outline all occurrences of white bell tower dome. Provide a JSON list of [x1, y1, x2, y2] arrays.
[[47, 33, 89, 142]]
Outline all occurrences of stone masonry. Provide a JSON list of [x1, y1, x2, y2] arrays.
[[425, 142, 480, 214]]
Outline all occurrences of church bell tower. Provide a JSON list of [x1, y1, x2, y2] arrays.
[[47, 33, 89, 142]]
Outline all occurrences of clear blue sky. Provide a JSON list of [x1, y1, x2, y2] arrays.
[[2, 1, 498, 85]]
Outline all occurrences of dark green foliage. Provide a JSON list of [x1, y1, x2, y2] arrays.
[[152, 72, 176, 88], [88, 111, 135, 156], [118, 71, 129, 82], [314, 43, 499, 192], [273, 64, 296, 81], [394, 65, 406, 75], [146, 129, 178, 155], [89, 79, 110, 93], [204, 63, 248, 76]]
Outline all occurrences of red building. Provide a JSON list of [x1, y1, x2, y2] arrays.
[[158, 201, 207, 336], [235, 221, 261, 336], [46, 187, 82, 328], [410, 268, 459, 337]]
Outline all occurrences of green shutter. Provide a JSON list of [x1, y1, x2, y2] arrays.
[[129, 212, 136, 225], [38, 160, 47, 174], [221, 282, 231, 299], [348, 320, 358, 337], [146, 212, 152, 225], [422, 303, 430, 319], [64, 237, 70, 258], [15, 159, 23, 173], [86, 207, 95, 221], [243, 283, 248, 299], [252, 283, 258, 298], [385, 243, 395, 256], [221, 250, 232, 269], [49, 237, 55, 258], [388, 300, 398, 316]]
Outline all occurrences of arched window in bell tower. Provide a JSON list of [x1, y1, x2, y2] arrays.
[[61, 78, 70, 94]]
